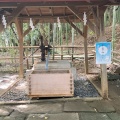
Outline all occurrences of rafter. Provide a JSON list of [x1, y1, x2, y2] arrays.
[[25, 8, 30, 16], [0, 1, 119, 9], [64, 7, 66, 16], [38, 8, 42, 16], [67, 6, 95, 33], [65, 17, 83, 37], [0, 4, 25, 32], [49, 7, 54, 16]]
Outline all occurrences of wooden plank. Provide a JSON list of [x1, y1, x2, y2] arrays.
[[87, 75, 102, 96], [0, 45, 95, 49], [112, 58, 120, 63], [0, 78, 22, 97], [15, 19, 24, 78], [83, 25, 88, 74], [0, 0, 101, 2], [112, 51, 120, 55], [0, 1, 119, 9], [61, 47, 63, 60], [28, 70, 74, 97]]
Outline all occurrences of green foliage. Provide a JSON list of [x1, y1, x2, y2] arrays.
[[104, 6, 120, 26]]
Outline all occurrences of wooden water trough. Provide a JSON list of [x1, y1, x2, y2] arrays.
[[26, 60, 74, 98]]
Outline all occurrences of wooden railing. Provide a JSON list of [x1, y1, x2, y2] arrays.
[[0, 45, 95, 60], [112, 51, 120, 64]]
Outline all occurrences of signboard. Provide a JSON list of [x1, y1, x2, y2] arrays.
[[96, 42, 111, 64]]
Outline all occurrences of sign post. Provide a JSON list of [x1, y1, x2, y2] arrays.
[[96, 42, 111, 98]]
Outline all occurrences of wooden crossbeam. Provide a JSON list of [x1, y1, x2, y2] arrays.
[[67, 6, 95, 33], [0, 4, 25, 33], [23, 19, 39, 37], [0, 1, 118, 8], [65, 18, 83, 36]]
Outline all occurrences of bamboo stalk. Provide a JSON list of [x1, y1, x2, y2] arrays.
[[112, 6, 117, 57]]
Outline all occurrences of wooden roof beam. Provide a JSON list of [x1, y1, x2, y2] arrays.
[[25, 8, 30, 16], [38, 8, 42, 16], [109, 0, 117, 3], [49, 7, 54, 16], [67, 6, 95, 33], [0, 4, 25, 32], [0, 1, 111, 8], [65, 17, 83, 37]]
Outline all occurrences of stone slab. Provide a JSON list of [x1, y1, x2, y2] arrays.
[[107, 113, 120, 120], [11, 103, 62, 114], [34, 60, 71, 70], [109, 98, 120, 112], [0, 117, 4, 120], [10, 110, 27, 117], [64, 101, 95, 112], [88, 100, 115, 112], [79, 113, 111, 120], [4, 116, 25, 120], [27, 113, 79, 120], [71, 67, 77, 80], [0, 107, 13, 116]]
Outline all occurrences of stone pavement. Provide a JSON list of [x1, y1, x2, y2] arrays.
[[0, 78, 120, 120], [0, 98, 120, 120]]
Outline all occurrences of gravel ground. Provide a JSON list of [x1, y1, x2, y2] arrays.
[[0, 80, 30, 102], [0, 75, 99, 102], [74, 76, 99, 97]]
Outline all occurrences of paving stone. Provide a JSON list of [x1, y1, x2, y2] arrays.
[[64, 101, 95, 112], [0, 107, 13, 117], [79, 113, 111, 120], [7, 110, 27, 120], [4, 116, 25, 120], [11, 103, 62, 114], [107, 113, 120, 120], [110, 98, 120, 111], [88, 100, 115, 112], [27, 113, 79, 120], [0, 117, 4, 120]]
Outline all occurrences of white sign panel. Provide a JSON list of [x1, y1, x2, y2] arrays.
[[96, 42, 111, 64]]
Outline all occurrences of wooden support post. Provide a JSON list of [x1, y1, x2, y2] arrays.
[[52, 46, 55, 60], [15, 19, 24, 78], [31, 33, 34, 65], [71, 27, 74, 61], [66, 23, 68, 45], [83, 25, 88, 74], [71, 47, 74, 61], [26, 48, 29, 69], [61, 47, 63, 60], [99, 9, 108, 99]]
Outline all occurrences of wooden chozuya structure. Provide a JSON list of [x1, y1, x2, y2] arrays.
[[0, 0, 119, 99]]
